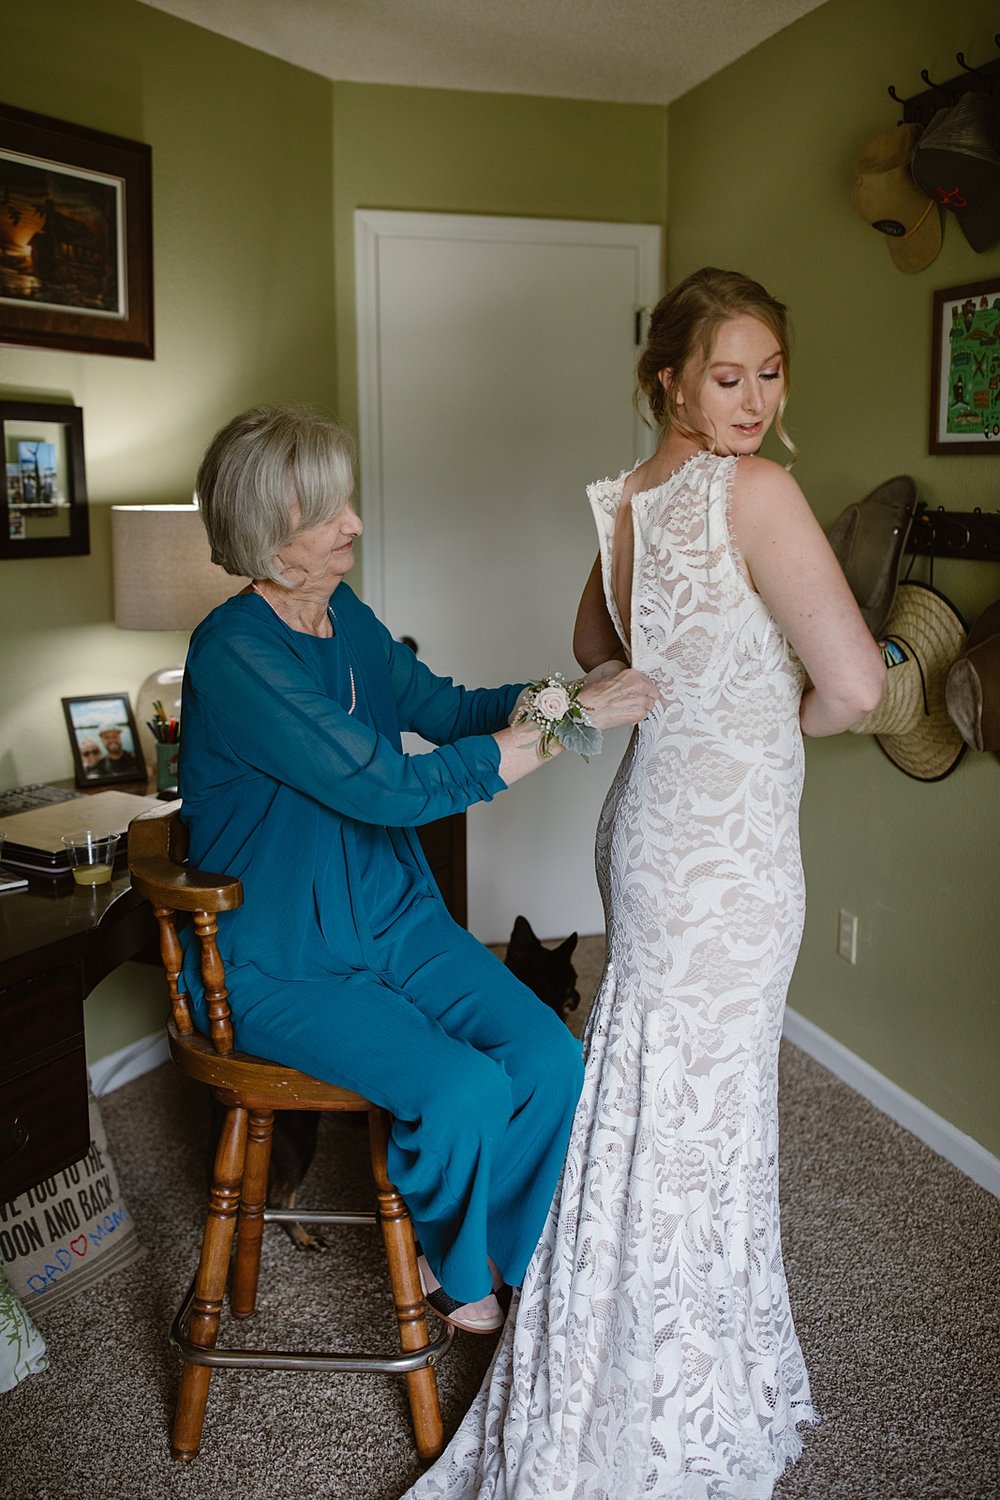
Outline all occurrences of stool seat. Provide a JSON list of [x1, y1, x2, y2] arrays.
[[128, 802, 453, 1466]]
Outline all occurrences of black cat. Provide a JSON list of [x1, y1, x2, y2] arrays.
[[503, 913, 580, 1019], [218, 914, 581, 1248]]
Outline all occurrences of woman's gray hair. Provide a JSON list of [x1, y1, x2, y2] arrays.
[[196, 406, 356, 584]]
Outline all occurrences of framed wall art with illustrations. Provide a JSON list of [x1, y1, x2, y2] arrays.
[[930, 278, 1000, 455], [62, 693, 144, 787], [0, 103, 153, 359]]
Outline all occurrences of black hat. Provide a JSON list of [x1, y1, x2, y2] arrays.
[[912, 92, 1000, 253]]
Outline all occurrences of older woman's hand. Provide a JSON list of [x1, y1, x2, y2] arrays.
[[497, 662, 657, 785], [577, 665, 658, 731]]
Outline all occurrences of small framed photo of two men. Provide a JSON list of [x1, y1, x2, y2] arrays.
[[62, 693, 144, 787]]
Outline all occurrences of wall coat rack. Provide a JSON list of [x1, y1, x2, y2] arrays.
[[884, 43, 1000, 563], [887, 38, 1000, 126], [905, 505, 1000, 562]]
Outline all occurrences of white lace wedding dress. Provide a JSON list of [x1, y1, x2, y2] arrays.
[[403, 451, 816, 1500]]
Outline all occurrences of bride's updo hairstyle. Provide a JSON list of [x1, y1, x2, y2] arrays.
[[196, 405, 356, 585], [636, 267, 796, 462]]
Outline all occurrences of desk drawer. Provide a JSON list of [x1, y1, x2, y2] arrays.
[[0, 964, 82, 1078], [0, 1048, 90, 1205]]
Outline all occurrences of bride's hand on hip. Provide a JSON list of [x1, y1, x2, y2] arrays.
[[579, 667, 658, 730]]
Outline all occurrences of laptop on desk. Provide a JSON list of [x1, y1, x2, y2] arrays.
[[0, 790, 164, 875]]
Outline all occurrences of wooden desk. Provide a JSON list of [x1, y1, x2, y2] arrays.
[[0, 870, 156, 1205], [416, 812, 467, 930]]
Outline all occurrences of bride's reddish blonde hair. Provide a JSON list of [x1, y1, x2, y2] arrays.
[[635, 267, 797, 463]]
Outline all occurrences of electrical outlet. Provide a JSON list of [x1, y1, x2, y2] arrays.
[[837, 908, 858, 964]]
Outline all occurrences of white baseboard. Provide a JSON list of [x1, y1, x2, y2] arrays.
[[784, 1007, 1000, 1200], [89, 1031, 169, 1099]]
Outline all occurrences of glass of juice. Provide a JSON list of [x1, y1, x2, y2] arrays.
[[61, 831, 119, 886]]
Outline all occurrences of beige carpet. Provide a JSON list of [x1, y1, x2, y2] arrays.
[[2, 934, 998, 1499]]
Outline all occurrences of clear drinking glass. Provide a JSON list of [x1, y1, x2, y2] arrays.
[[61, 831, 119, 886]]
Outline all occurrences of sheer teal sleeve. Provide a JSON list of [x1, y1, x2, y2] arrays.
[[181, 603, 509, 828]]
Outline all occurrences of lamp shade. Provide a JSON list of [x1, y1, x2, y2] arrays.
[[111, 504, 245, 631]]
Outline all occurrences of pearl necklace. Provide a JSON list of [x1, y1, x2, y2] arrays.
[[251, 581, 356, 715]]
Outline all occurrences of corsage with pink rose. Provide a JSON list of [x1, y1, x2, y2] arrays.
[[513, 674, 603, 760]]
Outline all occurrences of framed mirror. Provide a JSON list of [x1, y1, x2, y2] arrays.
[[1, 400, 89, 558]]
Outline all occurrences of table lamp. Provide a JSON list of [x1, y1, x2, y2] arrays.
[[111, 504, 246, 778]]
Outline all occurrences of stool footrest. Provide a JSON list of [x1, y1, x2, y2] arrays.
[[171, 1279, 455, 1375], [264, 1206, 377, 1227]]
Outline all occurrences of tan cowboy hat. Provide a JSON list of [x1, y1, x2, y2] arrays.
[[850, 581, 967, 781], [945, 598, 1000, 757], [827, 475, 919, 638]]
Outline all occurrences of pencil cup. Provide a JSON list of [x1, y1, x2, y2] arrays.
[[61, 831, 119, 887], [156, 740, 180, 793]]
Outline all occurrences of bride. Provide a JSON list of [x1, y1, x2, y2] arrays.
[[401, 267, 885, 1499]]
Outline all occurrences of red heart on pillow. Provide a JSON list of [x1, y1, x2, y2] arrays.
[[70, 1236, 89, 1258]]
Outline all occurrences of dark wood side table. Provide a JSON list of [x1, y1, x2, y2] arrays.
[[415, 812, 467, 929], [0, 873, 154, 1205]]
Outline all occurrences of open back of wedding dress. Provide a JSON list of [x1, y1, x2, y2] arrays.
[[404, 450, 816, 1500]]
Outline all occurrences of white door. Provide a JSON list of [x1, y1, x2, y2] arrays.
[[356, 210, 660, 944]]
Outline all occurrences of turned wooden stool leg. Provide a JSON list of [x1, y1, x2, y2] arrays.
[[368, 1106, 445, 1462], [171, 1105, 248, 1463], [231, 1108, 273, 1319]]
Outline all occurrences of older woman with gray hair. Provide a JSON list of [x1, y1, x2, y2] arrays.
[[179, 405, 657, 1334]]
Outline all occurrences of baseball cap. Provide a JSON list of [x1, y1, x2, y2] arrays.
[[851, 123, 941, 272], [911, 91, 1000, 252]]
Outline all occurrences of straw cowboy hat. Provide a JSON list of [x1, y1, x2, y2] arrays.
[[946, 598, 1000, 757], [850, 581, 967, 781], [827, 475, 920, 638]]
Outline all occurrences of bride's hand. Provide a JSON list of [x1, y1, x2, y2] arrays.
[[583, 659, 628, 686], [578, 667, 658, 730]]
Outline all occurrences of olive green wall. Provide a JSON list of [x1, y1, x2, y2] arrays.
[[669, 0, 1000, 1153], [0, 0, 337, 795]]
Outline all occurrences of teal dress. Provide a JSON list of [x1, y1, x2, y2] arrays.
[[179, 585, 583, 1302]]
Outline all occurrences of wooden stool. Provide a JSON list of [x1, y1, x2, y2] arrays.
[[127, 803, 452, 1464]]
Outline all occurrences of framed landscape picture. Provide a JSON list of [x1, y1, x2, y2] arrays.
[[0, 103, 153, 359], [930, 278, 1000, 454]]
